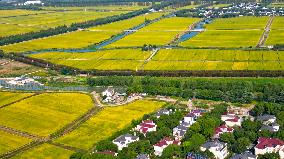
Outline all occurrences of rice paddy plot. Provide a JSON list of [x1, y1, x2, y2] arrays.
[[12, 143, 73, 159], [0, 11, 125, 37], [54, 100, 165, 150], [41, 5, 146, 11], [28, 49, 150, 70], [0, 93, 93, 136], [107, 17, 200, 48], [265, 17, 284, 46], [0, 92, 34, 107], [0, 130, 32, 155], [0, 9, 48, 18]]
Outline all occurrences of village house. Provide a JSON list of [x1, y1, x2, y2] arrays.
[[173, 121, 191, 140], [183, 113, 197, 125], [257, 114, 277, 125], [200, 140, 229, 159], [136, 154, 150, 159], [155, 108, 172, 118], [135, 120, 157, 135], [101, 87, 126, 104], [153, 137, 181, 156], [260, 123, 280, 132], [113, 134, 139, 150], [214, 124, 234, 138], [230, 151, 256, 159], [254, 137, 284, 156], [221, 112, 242, 127], [7, 77, 43, 86], [186, 152, 207, 159]]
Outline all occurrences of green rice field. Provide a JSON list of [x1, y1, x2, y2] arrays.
[[265, 17, 284, 46], [0, 92, 34, 107]]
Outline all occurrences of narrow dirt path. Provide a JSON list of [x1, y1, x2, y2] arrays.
[[139, 48, 160, 70], [48, 142, 85, 152], [0, 125, 44, 140], [257, 16, 274, 47]]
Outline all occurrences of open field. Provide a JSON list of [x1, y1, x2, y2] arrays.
[[0, 11, 125, 38], [143, 49, 284, 70], [0, 93, 93, 136], [0, 60, 41, 77], [207, 4, 231, 9], [13, 143, 73, 159], [1, 13, 163, 53], [0, 130, 32, 155], [107, 17, 200, 47], [268, 3, 284, 7], [0, 92, 34, 107], [55, 100, 165, 150], [29, 49, 150, 70], [0, 10, 49, 18], [265, 17, 284, 46], [180, 17, 268, 48]]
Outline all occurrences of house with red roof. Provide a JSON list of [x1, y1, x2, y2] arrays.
[[214, 124, 234, 138], [255, 137, 284, 156], [221, 112, 242, 127], [135, 120, 157, 135], [153, 137, 181, 156]]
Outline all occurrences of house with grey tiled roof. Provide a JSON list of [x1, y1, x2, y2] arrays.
[[113, 134, 139, 150], [230, 151, 256, 159], [200, 140, 229, 159]]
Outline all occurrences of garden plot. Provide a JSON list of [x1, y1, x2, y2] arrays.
[[54, 100, 165, 150], [0, 93, 93, 136]]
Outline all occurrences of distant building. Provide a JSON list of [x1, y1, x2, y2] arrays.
[[230, 151, 256, 159], [135, 120, 157, 135], [255, 137, 284, 156], [155, 108, 172, 118], [23, 0, 42, 5], [113, 134, 139, 150], [200, 140, 229, 159], [153, 137, 180, 156]]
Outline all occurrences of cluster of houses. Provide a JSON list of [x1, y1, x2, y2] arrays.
[[186, 3, 284, 18], [101, 87, 146, 104], [0, 77, 43, 88]]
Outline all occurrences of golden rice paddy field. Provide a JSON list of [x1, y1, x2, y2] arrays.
[[28, 49, 150, 70], [0, 13, 163, 53], [180, 17, 268, 48], [12, 143, 73, 159], [54, 100, 165, 150], [265, 17, 284, 46], [0, 92, 34, 107], [0, 93, 93, 136], [143, 49, 284, 70], [41, 5, 146, 11], [0, 130, 32, 155], [0, 10, 126, 38], [106, 17, 200, 48]]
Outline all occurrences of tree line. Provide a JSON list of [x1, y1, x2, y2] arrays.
[[86, 76, 284, 104]]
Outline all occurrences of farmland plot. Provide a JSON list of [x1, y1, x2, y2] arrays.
[[0, 93, 93, 136], [144, 49, 283, 70], [0, 130, 32, 155], [0, 92, 34, 107], [13, 143, 73, 159], [0, 11, 126, 38], [107, 17, 200, 47], [1, 13, 163, 53], [29, 49, 150, 70], [180, 17, 268, 48], [265, 17, 284, 46], [55, 100, 165, 150]]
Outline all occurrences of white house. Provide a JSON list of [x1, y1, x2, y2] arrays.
[[102, 87, 115, 98], [260, 123, 280, 132], [113, 134, 139, 150], [155, 108, 172, 118], [221, 112, 236, 121], [135, 120, 157, 135], [183, 113, 197, 125], [154, 137, 180, 156], [255, 137, 284, 156], [173, 122, 191, 140], [214, 125, 234, 138], [200, 140, 229, 159], [257, 115, 277, 125], [23, 0, 42, 5]]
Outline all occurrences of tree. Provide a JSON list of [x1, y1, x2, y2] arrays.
[[242, 119, 261, 132], [70, 152, 84, 159], [232, 137, 250, 153], [117, 147, 137, 159], [127, 140, 154, 155], [182, 133, 206, 152], [258, 153, 280, 159], [220, 133, 235, 144], [160, 145, 181, 159], [95, 140, 118, 152]]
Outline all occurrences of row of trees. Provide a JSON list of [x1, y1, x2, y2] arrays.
[[86, 76, 284, 103]]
